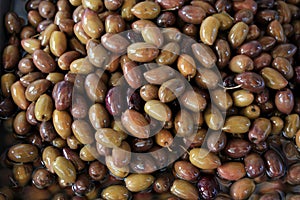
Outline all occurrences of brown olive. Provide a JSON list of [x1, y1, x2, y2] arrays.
[[89, 161, 107, 181], [13, 111, 32, 136], [39, 121, 57, 142], [5, 12, 21, 34], [63, 148, 86, 171], [230, 178, 255, 200], [155, 129, 173, 148], [264, 150, 285, 179], [224, 138, 251, 158], [244, 153, 265, 178], [171, 179, 199, 200], [173, 160, 200, 182], [248, 118, 271, 144], [13, 164, 33, 187], [217, 162, 246, 181], [38, 1, 56, 19], [275, 88, 294, 115], [153, 172, 174, 193], [32, 168, 54, 189], [8, 144, 38, 163], [72, 174, 94, 196], [207, 132, 227, 153]]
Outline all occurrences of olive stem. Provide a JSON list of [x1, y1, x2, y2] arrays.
[[179, 145, 190, 155], [9, 176, 18, 188], [187, 75, 191, 82], [221, 127, 229, 131], [31, 34, 40, 39], [218, 84, 242, 90], [166, 145, 173, 152]]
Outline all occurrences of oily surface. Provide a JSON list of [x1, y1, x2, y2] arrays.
[[0, 0, 300, 199]]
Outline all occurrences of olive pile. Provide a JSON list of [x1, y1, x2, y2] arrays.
[[1, 0, 300, 199]]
